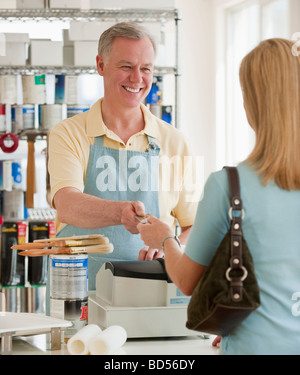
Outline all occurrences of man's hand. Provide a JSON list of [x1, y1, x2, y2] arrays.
[[121, 201, 146, 234], [138, 246, 164, 261]]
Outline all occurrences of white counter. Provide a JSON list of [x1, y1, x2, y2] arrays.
[[9, 333, 219, 355]]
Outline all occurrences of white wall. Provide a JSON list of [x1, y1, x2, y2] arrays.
[[176, 0, 216, 180]]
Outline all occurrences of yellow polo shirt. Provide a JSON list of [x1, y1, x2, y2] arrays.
[[48, 98, 200, 233]]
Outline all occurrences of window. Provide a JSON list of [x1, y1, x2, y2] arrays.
[[215, 0, 290, 168]]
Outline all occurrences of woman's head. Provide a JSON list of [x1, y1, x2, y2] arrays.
[[240, 38, 300, 189]]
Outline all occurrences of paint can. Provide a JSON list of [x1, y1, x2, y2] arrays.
[[3, 190, 24, 221], [0, 75, 18, 104], [149, 104, 162, 119], [49, 254, 88, 341], [11, 160, 23, 190], [65, 76, 78, 104], [22, 75, 46, 104], [0, 104, 6, 132], [67, 104, 89, 118], [54, 75, 65, 104], [11, 104, 35, 131], [40, 104, 63, 130], [55, 75, 78, 105]]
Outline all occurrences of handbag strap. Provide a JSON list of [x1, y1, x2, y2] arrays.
[[224, 166, 247, 302]]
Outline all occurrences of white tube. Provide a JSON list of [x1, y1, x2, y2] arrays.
[[89, 325, 127, 355], [67, 324, 102, 355]]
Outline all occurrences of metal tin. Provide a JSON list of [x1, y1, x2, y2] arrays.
[[40, 104, 63, 130], [55, 75, 78, 105], [12, 104, 35, 131], [0, 75, 18, 104], [49, 254, 88, 341], [22, 75, 46, 104], [3, 190, 24, 221]]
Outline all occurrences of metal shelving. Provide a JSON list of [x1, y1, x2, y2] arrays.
[[0, 6, 181, 127], [0, 65, 176, 76], [0, 8, 180, 23]]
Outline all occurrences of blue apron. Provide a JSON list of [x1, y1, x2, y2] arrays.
[[56, 135, 160, 290]]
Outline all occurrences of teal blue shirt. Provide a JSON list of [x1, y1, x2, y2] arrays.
[[185, 162, 300, 355]]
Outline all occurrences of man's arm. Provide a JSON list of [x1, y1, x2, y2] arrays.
[[53, 187, 146, 233]]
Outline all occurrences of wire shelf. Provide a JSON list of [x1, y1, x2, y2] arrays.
[[0, 8, 180, 23]]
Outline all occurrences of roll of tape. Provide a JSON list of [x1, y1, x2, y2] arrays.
[[0, 133, 19, 153]]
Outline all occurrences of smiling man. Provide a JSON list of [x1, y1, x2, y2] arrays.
[[48, 22, 200, 291]]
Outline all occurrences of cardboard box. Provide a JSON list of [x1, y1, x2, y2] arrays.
[[17, 0, 45, 8], [49, 0, 176, 9], [3, 33, 29, 43], [0, 0, 17, 8], [69, 21, 114, 41], [49, 0, 82, 8], [88, 0, 176, 9], [63, 45, 74, 65], [74, 41, 97, 66], [0, 42, 27, 65], [30, 40, 63, 66]]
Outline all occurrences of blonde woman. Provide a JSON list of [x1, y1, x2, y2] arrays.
[[138, 38, 300, 355]]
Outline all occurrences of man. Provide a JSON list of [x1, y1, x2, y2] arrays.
[[48, 22, 200, 290]]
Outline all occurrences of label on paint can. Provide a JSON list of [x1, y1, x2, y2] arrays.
[[65, 76, 78, 105], [23, 105, 35, 129], [11, 105, 22, 133], [22, 75, 46, 104], [67, 105, 89, 118], [0, 104, 6, 132], [11, 160, 22, 189], [12, 105, 35, 131], [50, 254, 88, 299], [50, 254, 88, 340], [0, 75, 18, 104]]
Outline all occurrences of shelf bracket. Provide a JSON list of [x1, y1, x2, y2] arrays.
[[1, 332, 13, 355]]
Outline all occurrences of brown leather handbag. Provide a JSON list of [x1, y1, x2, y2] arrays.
[[186, 166, 260, 336]]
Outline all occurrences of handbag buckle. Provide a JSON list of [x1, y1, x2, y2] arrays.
[[228, 207, 245, 220], [225, 265, 248, 282]]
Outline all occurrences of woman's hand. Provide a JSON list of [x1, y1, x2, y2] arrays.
[[137, 216, 174, 250]]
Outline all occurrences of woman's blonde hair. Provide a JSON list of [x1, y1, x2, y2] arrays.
[[239, 38, 300, 190]]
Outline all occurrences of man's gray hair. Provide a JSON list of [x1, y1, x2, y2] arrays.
[[98, 22, 157, 59]]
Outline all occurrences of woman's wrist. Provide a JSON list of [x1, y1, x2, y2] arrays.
[[161, 234, 181, 252]]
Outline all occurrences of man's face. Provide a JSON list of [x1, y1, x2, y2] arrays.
[[97, 36, 155, 109]]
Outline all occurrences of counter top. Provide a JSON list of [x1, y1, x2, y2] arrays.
[[9, 333, 219, 356]]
